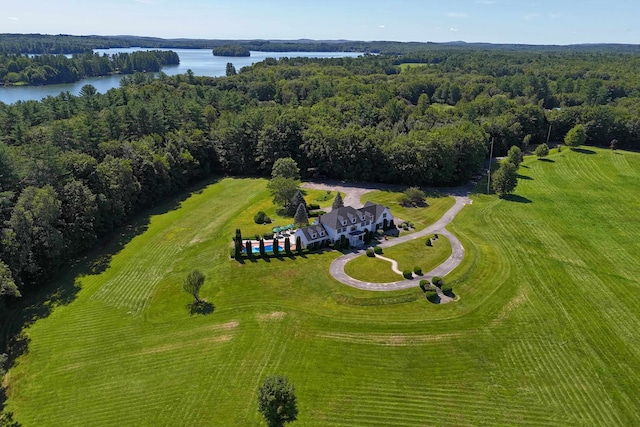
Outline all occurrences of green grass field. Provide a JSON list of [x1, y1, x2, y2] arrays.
[[344, 237, 452, 283], [6, 148, 640, 426], [361, 191, 455, 232]]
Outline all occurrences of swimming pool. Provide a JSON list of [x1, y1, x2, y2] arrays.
[[252, 244, 284, 253]]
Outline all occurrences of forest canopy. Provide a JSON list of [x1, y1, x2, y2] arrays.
[[0, 50, 179, 86], [212, 45, 251, 57]]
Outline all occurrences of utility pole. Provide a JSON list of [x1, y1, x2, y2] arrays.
[[487, 137, 494, 195]]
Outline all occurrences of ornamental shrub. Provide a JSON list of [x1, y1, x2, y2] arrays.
[[254, 211, 268, 224], [366, 248, 375, 257], [374, 246, 383, 255], [425, 291, 439, 303], [403, 270, 413, 279], [414, 266, 422, 275], [419, 280, 429, 292], [425, 239, 432, 247], [432, 276, 443, 287], [307, 203, 320, 210], [441, 284, 453, 297]]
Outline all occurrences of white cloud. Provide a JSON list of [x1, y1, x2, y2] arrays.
[[450, 28, 459, 32], [447, 12, 467, 18], [476, 0, 497, 4], [549, 13, 561, 19], [379, 25, 386, 28], [524, 13, 540, 20], [8, 17, 18, 20]]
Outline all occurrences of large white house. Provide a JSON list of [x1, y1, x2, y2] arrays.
[[294, 202, 393, 249]]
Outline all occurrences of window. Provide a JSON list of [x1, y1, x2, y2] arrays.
[[383, 213, 387, 218], [351, 226, 356, 232]]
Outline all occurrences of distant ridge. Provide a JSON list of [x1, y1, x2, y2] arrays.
[[1, 33, 640, 55]]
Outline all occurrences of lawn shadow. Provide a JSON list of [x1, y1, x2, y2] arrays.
[[538, 158, 555, 163], [516, 174, 533, 180], [188, 301, 215, 315], [503, 194, 532, 204], [572, 148, 596, 155], [1, 175, 222, 371]]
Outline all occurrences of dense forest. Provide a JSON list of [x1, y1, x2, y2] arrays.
[[1, 46, 640, 309], [0, 50, 179, 86], [212, 45, 251, 57]]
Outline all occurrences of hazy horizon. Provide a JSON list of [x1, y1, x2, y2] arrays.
[[3, 0, 639, 46]]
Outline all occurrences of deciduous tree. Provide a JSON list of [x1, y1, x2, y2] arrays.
[[534, 143, 550, 158], [183, 270, 205, 303], [564, 124, 587, 148], [271, 157, 300, 180], [267, 177, 300, 208], [492, 161, 518, 198], [506, 145, 523, 167]]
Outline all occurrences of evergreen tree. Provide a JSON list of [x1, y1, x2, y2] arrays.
[[259, 239, 266, 257], [288, 190, 306, 216], [273, 237, 279, 255], [234, 228, 243, 258], [257, 376, 298, 427], [332, 192, 344, 210], [294, 203, 309, 227], [284, 237, 291, 254]]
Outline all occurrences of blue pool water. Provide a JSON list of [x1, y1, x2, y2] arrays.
[[252, 245, 283, 253]]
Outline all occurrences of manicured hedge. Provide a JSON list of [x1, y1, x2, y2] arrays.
[[425, 291, 439, 303]]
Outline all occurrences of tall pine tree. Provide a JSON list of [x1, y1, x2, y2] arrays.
[[332, 192, 344, 210]]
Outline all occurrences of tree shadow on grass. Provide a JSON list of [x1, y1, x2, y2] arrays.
[[503, 194, 532, 204], [538, 158, 555, 163], [516, 174, 533, 180], [187, 301, 215, 316], [572, 148, 596, 155]]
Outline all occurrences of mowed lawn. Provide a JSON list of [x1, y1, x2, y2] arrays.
[[7, 148, 640, 426], [344, 237, 452, 283], [361, 190, 455, 232]]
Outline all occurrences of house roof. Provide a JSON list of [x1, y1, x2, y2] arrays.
[[298, 224, 328, 242], [318, 206, 369, 230], [359, 201, 388, 223]]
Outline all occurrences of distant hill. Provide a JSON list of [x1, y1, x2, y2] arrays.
[[1, 33, 639, 55]]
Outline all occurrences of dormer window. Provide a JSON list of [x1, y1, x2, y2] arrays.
[[320, 231, 325, 237], [311, 233, 317, 239], [351, 218, 356, 223]]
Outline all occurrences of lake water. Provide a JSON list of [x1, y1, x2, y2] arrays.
[[0, 49, 363, 104]]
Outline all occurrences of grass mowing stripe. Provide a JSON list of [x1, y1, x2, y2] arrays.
[[8, 152, 640, 425]]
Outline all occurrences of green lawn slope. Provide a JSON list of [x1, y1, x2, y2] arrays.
[[6, 148, 640, 426]]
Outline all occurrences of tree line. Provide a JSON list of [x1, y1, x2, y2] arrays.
[[0, 50, 179, 86], [1, 48, 639, 305]]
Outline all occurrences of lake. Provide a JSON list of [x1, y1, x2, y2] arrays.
[[0, 49, 363, 104]]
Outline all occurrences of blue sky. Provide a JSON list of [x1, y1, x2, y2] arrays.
[[3, 0, 638, 45]]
